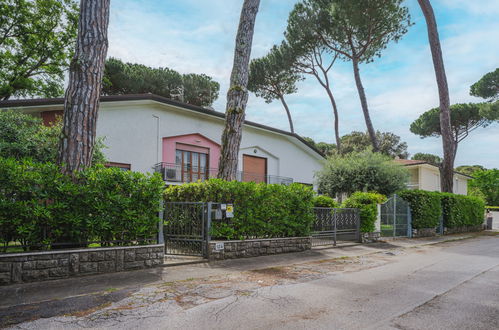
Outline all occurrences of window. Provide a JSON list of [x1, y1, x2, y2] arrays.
[[105, 162, 131, 171], [176, 149, 209, 182]]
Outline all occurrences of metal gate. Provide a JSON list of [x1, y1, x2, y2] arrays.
[[380, 194, 412, 237], [311, 208, 360, 247], [163, 202, 211, 257]]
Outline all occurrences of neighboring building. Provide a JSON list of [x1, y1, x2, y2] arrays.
[[0, 94, 325, 187], [394, 159, 472, 195]]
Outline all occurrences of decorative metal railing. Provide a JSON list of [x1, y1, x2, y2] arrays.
[[153, 162, 293, 185]]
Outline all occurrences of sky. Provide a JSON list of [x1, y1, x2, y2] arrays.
[[107, 0, 499, 168]]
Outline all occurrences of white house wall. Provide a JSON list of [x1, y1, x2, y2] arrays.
[[96, 101, 323, 185]]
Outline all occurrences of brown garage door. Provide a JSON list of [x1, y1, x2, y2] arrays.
[[243, 155, 267, 183]]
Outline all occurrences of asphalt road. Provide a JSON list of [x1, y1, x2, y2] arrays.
[[7, 235, 499, 329]]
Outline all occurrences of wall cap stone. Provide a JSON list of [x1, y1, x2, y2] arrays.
[[209, 237, 310, 244], [0, 244, 164, 259]]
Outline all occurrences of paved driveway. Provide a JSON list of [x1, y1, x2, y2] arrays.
[[5, 234, 499, 329]]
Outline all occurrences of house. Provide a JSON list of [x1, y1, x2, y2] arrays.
[[394, 159, 472, 195], [0, 94, 325, 187]]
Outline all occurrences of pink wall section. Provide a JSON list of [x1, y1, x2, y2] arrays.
[[162, 134, 221, 169]]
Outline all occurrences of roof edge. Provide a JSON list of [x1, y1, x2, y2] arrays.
[[0, 93, 325, 158]]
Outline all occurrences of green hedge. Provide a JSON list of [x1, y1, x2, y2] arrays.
[[399, 190, 485, 229], [313, 195, 338, 208], [398, 190, 442, 229], [440, 193, 485, 228], [164, 179, 315, 240], [342, 192, 386, 233], [0, 158, 163, 250]]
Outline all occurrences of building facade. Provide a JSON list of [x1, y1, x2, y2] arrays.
[[1, 94, 325, 187], [395, 159, 471, 195]]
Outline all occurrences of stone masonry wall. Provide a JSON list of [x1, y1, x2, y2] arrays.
[[0, 244, 164, 286], [444, 224, 484, 235], [412, 228, 437, 238], [208, 237, 311, 261]]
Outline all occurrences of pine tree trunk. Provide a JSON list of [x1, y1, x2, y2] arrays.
[[57, 0, 110, 175], [352, 58, 379, 152], [218, 0, 260, 181], [418, 0, 455, 193], [324, 87, 341, 151], [278, 95, 294, 133]]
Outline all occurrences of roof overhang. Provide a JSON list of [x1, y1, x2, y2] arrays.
[[0, 94, 325, 160]]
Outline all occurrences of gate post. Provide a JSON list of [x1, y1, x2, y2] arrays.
[[355, 208, 361, 243], [205, 202, 213, 258], [407, 203, 412, 238], [158, 199, 165, 244], [333, 208, 337, 246]]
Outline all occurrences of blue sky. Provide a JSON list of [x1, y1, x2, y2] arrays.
[[107, 0, 499, 168]]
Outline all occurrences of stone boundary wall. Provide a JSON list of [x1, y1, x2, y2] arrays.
[[412, 228, 437, 238], [208, 237, 311, 261], [444, 225, 484, 235], [0, 244, 164, 286]]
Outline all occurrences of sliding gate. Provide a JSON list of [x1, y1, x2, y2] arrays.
[[311, 208, 360, 247]]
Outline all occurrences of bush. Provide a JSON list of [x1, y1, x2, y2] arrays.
[[0, 158, 163, 250], [316, 150, 409, 197], [313, 195, 338, 208], [398, 190, 441, 229], [399, 190, 486, 230], [164, 179, 315, 240], [342, 192, 386, 233], [0, 110, 106, 164], [440, 193, 485, 228]]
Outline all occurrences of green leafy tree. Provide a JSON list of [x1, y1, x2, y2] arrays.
[[469, 169, 499, 206], [455, 165, 486, 176], [0, 110, 105, 164], [316, 150, 409, 197], [302, 136, 336, 156], [340, 131, 409, 158], [410, 103, 499, 158], [0, 0, 78, 100], [285, 3, 342, 149], [102, 58, 220, 106], [297, 0, 412, 151], [182, 73, 220, 107], [470, 68, 499, 101], [412, 153, 442, 165], [248, 45, 302, 133]]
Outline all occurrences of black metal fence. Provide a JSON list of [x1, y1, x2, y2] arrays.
[[311, 208, 360, 247], [1, 239, 157, 254], [154, 162, 293, 185]]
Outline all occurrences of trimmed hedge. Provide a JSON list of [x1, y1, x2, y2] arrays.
[[0, 158, 163, 250], [342, 192, 386, 233], [398, 190, 442, 229], [399, 190, 485, 229], [313, 195, 338, 208], [440, 193, 485, 228], [164, 179, 315, 240]]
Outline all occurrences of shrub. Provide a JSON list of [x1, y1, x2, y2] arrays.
[[342, 192, 386, 233], [0, 110, 106, 164], [440, 193, 485, 228], [316, 150, 409, 197], [0, 158, 163, 250], [164, 179, 315, 240], [398, 190, 441, 229], [469, 169, 499, 206], [313, 195, 338, 208]]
